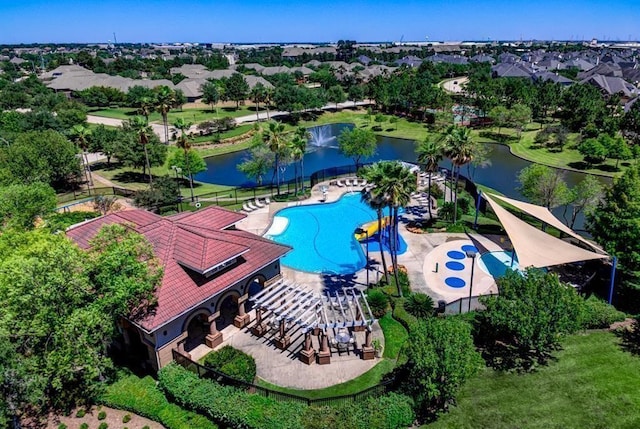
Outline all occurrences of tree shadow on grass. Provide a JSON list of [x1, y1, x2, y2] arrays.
[[616, 318, 640, 356], [112, 171, 150, 184], [567, 161, 591, 171]]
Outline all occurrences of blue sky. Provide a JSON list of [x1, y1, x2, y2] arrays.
[[1, 0, 638, 44]]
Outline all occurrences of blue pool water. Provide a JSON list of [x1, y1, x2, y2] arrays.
[[479, 250, 520, 278], [268, 193, 407, 274]]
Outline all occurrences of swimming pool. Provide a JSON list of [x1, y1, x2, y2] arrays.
[[267, 193, 407, 274], [478, 250, 520, 278]]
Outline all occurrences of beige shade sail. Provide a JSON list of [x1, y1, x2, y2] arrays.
[[483, 193, 608, 268], [489, 193, 605, 254]]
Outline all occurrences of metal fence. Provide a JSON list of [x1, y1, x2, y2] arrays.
[[172, 349, 394, 407], [56, 186, 136, 209], [443, 293, 497, 315]]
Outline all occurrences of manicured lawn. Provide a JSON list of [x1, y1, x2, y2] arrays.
[[300, 110, 433, 142], [425, 331, 640, 429], [90, 106, 262, 123], [191, 124, 254, 144], [379, 312, 409, 358]]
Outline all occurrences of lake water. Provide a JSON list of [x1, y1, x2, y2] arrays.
[[195, 123, 611, 231]]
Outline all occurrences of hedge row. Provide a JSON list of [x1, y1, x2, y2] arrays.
[[100, 374, 217, 429], [582, 296, 627, 329], [202, 345, 257, 383], [392, 298, 418, 333], [158, 363, 305, 429], [159, 364, 415, 429]]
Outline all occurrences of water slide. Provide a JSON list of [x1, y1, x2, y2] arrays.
[[354, 217, 390, 241]]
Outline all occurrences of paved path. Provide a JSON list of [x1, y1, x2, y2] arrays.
[[440, 76, 469, 94]]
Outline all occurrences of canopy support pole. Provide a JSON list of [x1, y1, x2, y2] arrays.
[[609, 256, 617, 305], [474, 190, 482, 229]]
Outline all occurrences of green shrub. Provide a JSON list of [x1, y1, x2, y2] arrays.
[[122, 414, 132, 423], [302, 393, 414, 429], [97, 410, 107, 420], [202, 345, 257, 384], [75, 409, 86, 418], [98, 423, 108, 429], [582, 296, 627, 329], [457, 197, 472, 215], [428, 183, 444, 199], [57, 424, 68, 429], [392, 299, 418, 332], [142, 427, 150, 429], [404, 293, 435, 319], [158, 363, 305, 429], [101, 374, 217, 429], [439, 201, 461, 221], [79, 424, 89, 429], [366, 289, 389, 318]]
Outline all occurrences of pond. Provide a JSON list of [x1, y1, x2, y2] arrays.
[[195, 123, 611, 231]]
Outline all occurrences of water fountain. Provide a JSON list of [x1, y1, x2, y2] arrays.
[[308, 124, 338, 148]]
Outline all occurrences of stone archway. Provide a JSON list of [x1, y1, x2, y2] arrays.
[[245, 275, 266, 312], [184, 310, 210, 352], [216, 291, 240, 331]]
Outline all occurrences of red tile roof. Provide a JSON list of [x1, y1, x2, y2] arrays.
[[67, 206, 291, 332]]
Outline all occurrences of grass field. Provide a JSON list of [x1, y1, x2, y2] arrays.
[[426, 331, 640, 429], [89, 105, 262, 123]]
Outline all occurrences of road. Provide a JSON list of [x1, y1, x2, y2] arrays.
[[440, 76, 469, 94], [86, 100, 375, 139]]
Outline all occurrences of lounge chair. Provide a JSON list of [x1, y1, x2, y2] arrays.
[[264, 197, 270, 205], [359, 179, 367, 186], [242, 201, 254, 212], [254, 199, 265, 208], [344, 178, 353, 187], [336, 179, 345, 187], [247, 201, 259, 211]]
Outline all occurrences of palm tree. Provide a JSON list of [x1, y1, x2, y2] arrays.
[[70, 124, 93, 187], [154, 86, 177, 144], [375, 161, 416, 296], [289, 127, 309, 195], [443, 126, 475, 223], [264, 87, 274, 120], [137, 95, 155, 123], [250, 83, 267, 122], [174, 118, 194, 201], [262, 121, 289, 196], [359, 181, 390, 285], [129, 116, 154, 184], [416, 139, 444, 220]]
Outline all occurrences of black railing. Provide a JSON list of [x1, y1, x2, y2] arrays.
[[56, 186, 136, 208], [172, 349, 394, 407]]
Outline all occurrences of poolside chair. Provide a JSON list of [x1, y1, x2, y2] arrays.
[[264, 197, 271, 205], [254, 199, 265, 208], [336, 179, 345, 187], [242, 201, 254, 212], [360, 179, 367, 187], [346, 178, 354, 187], [247, 200, 259, 211]]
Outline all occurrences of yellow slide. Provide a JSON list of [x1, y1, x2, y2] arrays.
[[354, 217, 389, 241]]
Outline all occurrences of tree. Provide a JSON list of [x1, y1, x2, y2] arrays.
[[443, 125, 475, 222], [559, 83, 608, 132], [326, 85, 347, 110], [289, 127, 309, 195], [262, 121, 289, 195], [509, 103, 532, 139], [0, 130, 81, 190], [348, 84, 364, 107], [0, 225, 161, 420], [338, 127, 377, 169], [604, 135, 632, 169], [488, 105, 510, 134], [588, 165, 640, 290], [238, 141, 274, 186], [168, 149, 207, 184], [477, 269, 584, 371], [173, 118, 195, 201], [402, 318, 482, 419], [564, 175, 602, 229], [578, 137, 608, 165], [0, 182, 56, 230], [517, 164, 569, 209], [201, 80, 221, 113], [361, 161, 416, 295], [416, 139, 444, 219], [153, 85, 178, 144], [70, 124, 93, 186], [223, 73, 250, 109], [88, 124, 120, 165], [133, 175, 181, 210], [127, 116, 154, 183], [249, 83, 268, 121]]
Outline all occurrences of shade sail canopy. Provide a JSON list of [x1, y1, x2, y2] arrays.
[[483, 193, 608, 268], [489, 193, 605, 254]]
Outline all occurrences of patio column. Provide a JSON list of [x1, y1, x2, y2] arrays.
[[205, 312, 223, 348], [251, 306, 268, 337], [233, 294, 251, 328], [176, 338, 191, 360], [274, 318, 291, 350], [361, 326, 375, 360], [317, 330, 331, 365], [300, 330, 315, 365]]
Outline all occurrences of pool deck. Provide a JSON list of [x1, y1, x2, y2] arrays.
[[229, 181, 508, 389]]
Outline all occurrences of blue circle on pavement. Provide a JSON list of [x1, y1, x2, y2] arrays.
[[447, 250, 465, 260], [445, 277, 466, 288], [446, 261, 465, 271], [461, 245, 479, 253]]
